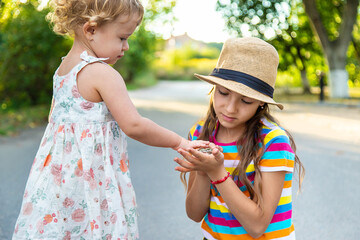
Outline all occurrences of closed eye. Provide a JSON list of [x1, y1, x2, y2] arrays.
[[242, 99, 253, 104], [218, 89, 229, 96]]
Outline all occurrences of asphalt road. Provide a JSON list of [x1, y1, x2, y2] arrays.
[[1, 81, 360, 239]]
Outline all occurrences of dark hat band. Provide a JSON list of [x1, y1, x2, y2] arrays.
[[210, 68, 274, 98]]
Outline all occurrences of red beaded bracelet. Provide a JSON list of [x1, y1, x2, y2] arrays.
[[211, 171, 230, 185]]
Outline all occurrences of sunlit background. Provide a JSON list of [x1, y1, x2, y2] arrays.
[[37, 0, 233, 42], [152, 0, 232, 42], [1, 2, 360, 239], [0, 0, 360, 135]]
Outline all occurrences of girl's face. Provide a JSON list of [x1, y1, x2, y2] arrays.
[[88, 13, 140, 64], [213, 85, 263, 134]]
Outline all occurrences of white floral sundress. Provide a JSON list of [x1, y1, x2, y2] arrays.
[[13, 51, 138, 240]]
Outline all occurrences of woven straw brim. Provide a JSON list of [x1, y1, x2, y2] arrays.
[[195, 73, 284, 110]]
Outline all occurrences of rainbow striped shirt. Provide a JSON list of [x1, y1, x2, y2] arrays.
[[188, 117, 295, 240]]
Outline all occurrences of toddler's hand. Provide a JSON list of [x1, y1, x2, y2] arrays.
[[173, 138, 209, 151]]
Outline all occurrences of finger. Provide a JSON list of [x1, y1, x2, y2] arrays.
[[174, 157, 196, 170], [196, 140, 210, 144], [191, 140, 210, 148], [187, 147, 212, 160], [209, 142, 217, 149], [174, 166, 192, 173], [178, 149, 201, 164], [208, 143, 223, 154], [212, 147, 224, 161]]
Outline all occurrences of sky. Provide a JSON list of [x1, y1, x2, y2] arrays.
[[170, 0, 232, 43]]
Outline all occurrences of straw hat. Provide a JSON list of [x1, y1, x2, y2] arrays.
[[195, 37, 283, 110]]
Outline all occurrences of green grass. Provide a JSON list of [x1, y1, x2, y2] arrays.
[[126, 71, 158, 90], [0, 105, 50, 136]]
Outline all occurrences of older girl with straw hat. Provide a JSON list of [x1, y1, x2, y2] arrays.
[[174, 37, 304, 240]]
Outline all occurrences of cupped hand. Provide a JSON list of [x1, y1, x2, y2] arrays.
[[174, 143, 225, 178]]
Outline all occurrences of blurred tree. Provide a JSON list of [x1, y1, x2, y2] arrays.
[[0, 0, 71, 109], [0, 1, 4, 46], [347, 14, 360, 87], [114, 0, 177, 83], [216, 0, 324, 94], [207, 42, 224, 52], [0, 0, 178, 108], [153, 43, 219, 80], [303, 0, 359, 98], [143, 0, 177, 30], [114, 24, 157, 83]]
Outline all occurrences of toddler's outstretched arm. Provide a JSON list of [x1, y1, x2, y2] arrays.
[[78, 63, 208, 150]]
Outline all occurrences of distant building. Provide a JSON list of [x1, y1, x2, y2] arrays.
[[165, 33, 207, 50]]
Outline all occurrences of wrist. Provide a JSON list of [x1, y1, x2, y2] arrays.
[[211, 172, 230, 185], [172, 136, 185, 150], [208, 168, 228, 184], [196, 171, 208, 177]]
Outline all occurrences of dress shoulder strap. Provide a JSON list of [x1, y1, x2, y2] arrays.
[[75, 51, 109, 74], [79, 51, 108, 64]]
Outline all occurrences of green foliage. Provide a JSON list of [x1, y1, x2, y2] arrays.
[[207, 42, 223, 51], [347, 15, 360, 87], [0, 0, 178, 110], [315, 0, 344, 42], [0, 1, 71, 109], [0, 104, 49, 136], [113, 24, 157, 83], [125, 70, 158, 90], [215, 0, 360, 92], [216, 0, 326, 92], [314, 0, 360, 86], [143, 0, 176, 24], [154, 44, 220, 80], [113, 0, 177, 83]]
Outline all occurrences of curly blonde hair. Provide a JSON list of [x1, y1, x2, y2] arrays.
[[47, 0, 144, 35]]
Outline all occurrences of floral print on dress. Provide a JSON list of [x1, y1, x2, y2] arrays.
[[12, 51, 139, 240]]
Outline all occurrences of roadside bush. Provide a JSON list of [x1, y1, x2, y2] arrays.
[[154, 45, 220, 80], [0, 1, 71, 109]]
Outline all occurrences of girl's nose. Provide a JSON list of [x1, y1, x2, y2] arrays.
[[226, 98, 238, 113], [123, 40, 129, 51]]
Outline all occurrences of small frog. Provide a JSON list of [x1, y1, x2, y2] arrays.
[[197, 147, 212, 154]]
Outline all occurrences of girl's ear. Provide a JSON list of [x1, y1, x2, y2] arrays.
[[83, 21, 98, 40], [259, 102, 265, 109]]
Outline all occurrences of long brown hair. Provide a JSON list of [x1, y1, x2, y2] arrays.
[[181, 89, 304, 210]]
